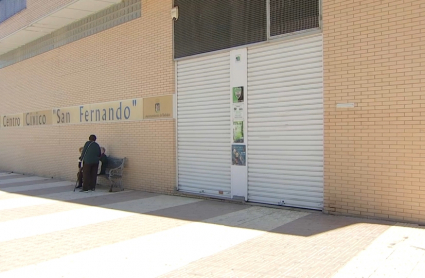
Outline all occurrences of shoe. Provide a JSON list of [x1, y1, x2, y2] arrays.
[[79, 190, 89, 193], [76, 185, 82, 189]]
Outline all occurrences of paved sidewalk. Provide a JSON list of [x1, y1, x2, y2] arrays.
[[0, 172, 424, 278]]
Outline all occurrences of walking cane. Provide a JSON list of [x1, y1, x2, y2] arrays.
[[73, 141, 94, 192], [73, 167, 83, 192]]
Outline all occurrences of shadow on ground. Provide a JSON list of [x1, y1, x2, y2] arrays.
[[0, 172, 395, 237]]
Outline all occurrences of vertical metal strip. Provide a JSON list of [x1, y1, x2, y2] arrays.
[[319, 0, 323, 30], [173, 1, 180, 191], [175, 61, 179, 191], [266, 0, 271, 40]]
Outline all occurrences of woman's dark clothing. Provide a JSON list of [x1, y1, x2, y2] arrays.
[[76, 160, 83, 188], [80, 140, 101, 191], [99, 154, 108, 175], [77, 167, 83, 188]]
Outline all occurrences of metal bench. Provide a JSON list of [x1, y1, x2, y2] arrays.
[[98, 157, 126, 192]]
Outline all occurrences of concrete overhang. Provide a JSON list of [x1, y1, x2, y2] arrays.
[[0, 0, 122, 56]]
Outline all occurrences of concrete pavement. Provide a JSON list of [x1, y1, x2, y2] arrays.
[[0, 171, 424, 278]]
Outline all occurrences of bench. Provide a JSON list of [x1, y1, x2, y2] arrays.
[[98, 157, 126, 192]]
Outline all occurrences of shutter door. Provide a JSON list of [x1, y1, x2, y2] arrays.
[[247, 35, 324, 210], [177, 52, 231, 197]]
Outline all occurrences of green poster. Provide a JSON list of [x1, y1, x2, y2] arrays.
[[232, 86, 244, 103], [233, 121, 244, 143]]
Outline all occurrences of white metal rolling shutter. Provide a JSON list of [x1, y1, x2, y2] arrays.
[[247, 35, 324, 210], [177, 52, 231, 197]]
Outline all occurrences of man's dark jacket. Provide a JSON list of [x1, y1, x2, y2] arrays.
[[80, 141, 101, 164]]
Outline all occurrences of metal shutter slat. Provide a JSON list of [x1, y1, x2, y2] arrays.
[[247, 35, 324, 210], [177, 52, 231, 197]]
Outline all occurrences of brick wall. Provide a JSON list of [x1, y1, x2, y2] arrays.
[[0, 0, 176, 194], [323, 0, 425, 223]]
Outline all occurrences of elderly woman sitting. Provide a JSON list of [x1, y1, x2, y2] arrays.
[[98, 147, 108, 175]]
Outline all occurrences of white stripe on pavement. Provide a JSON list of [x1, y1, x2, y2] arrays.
[[0, 181, 72, 194], [333, 224, 425, 278], [0, 195, 201, 242], [0, 189, 113, 211], [0, 176, 49, 185], [0, 207, 308, 278], [0, 173, 19, 177]]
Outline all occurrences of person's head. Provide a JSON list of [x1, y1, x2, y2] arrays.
[[89, 134, 97, 142], [101, 147, 105, 154], [79, 147, 83, 153]]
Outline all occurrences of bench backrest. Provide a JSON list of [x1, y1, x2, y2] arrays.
[[107, 157, 126, 170]]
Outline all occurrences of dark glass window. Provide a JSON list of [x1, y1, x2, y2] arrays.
[[270, 0, 319, 36], [173, 0, 320, 59], [174, 0, 267, 59], [0, 0, 27, 24]]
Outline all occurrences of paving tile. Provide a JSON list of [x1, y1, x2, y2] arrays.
[[1, 171, 425, 278], [0, 178, 59, 190], [0, 174, 29, 181]]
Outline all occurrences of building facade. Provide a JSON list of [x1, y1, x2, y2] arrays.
[[323, 0, 425, 223], [0, 0, 176, 194], [0, 0, 424, 224]]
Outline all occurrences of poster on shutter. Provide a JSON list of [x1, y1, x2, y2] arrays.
[[233, 121, 244, 143], [232, 86, 244, 103], [232, 103, 244, 120], [232, 145, 246, 166]]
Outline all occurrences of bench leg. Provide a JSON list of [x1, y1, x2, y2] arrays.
[[108, 177, 124, 192], [118, 178, 124, 191], [108, 177, 114, 192]]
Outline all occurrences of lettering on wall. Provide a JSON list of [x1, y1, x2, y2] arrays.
[[1, 114, 23, 128], [24, 110, 52, 126], [81, 99, 143, 123], [53, 106, 81, 125], [1, 96, 173, 129]]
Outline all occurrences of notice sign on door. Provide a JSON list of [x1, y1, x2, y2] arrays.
[[232, 145, 246, 166], [233, 121, 244, 143], [232, 103, 244, 120], [232, 86, 244, 103]]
